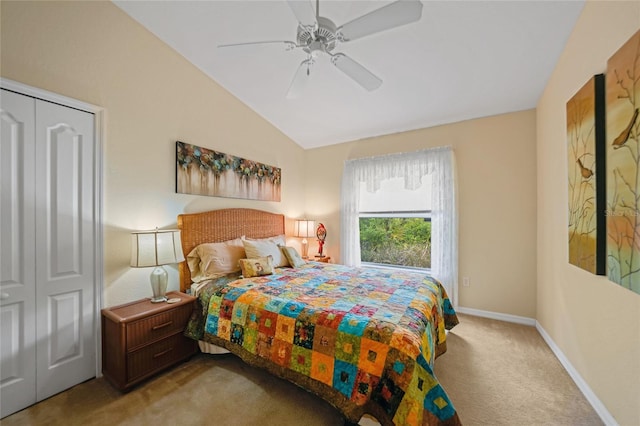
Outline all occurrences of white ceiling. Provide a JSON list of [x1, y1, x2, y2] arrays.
[[113, 0, 585, 149]]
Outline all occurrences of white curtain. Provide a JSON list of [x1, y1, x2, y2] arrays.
[[340, 146, 458, 302]]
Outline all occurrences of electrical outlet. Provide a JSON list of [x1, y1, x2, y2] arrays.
[[462, 277, 470, 287]]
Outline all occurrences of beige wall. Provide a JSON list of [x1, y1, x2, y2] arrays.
[[537, 2, 640, 425], [4, 0, 637, 422], [0, 1, 307, 306], [306, 110, 538, 318]]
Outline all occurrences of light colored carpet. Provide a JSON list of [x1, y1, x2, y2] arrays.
[[433, 315, 602, 426], [2, 314, 602, 426]]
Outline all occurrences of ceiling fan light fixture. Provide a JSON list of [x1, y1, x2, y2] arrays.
[[307, 41, 327, 57]]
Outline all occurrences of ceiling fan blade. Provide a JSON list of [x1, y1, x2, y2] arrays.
[[339, 0, 423, 42], [218, 40, 298, 50], [331, 53, 382, 91], [286, 58, 314, 99], [286, 0, 317, 28]]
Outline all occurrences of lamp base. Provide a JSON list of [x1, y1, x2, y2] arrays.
[[149, 266, 168, 304]]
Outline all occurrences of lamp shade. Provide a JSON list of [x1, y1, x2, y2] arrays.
[[294, 220, 316, 238], [130, 229, 185, 268]]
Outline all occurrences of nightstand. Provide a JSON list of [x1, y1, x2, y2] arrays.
[[315, 256, 331, 263], [101, 291, 198, 391]]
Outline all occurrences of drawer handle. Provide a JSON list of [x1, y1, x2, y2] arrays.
[[151, 321, 173, 331], [153, 348, 174, 358]]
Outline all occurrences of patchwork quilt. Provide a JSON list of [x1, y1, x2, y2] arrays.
[[186, 262, 460, 426]]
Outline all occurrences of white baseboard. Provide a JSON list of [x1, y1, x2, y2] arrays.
[[455, 306, 536, 326], [535, 322, 618, 426], [457, 306, 618, 425]]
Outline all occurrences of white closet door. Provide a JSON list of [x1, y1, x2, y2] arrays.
[[0, 90, 38, 418], [34, 99, 96, 401]]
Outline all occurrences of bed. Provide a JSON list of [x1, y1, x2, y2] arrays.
[[178, 208, 461, 426]]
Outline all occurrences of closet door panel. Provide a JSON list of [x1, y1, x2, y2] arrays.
[[44, 113, 84, 278], [34, 99, 96, 401], [0, 90, 37, 418]]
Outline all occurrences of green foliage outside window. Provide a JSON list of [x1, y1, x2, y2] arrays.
[[359, 217, 431, 268]]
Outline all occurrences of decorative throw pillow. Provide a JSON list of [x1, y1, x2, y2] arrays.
[[242, 235, 289, 267], [280, 246, 306, 268], [187, 238, 246, 282], [239, 255, 274, 277]]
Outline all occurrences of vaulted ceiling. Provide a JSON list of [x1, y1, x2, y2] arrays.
[[114, 1, 585, 149]]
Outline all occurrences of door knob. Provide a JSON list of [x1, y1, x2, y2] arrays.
[[0, 292, 9, 300]]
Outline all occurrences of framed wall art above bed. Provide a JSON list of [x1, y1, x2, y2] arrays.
[[176, 141, 281, 202]]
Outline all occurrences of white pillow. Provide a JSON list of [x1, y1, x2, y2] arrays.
[[187, 238, 246, 282], [280, 246, 306, 268], [241, 235, 289, 267]]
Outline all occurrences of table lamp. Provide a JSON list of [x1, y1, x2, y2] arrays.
[[294, 219, 315, 259], [130, 228, 185, 303]]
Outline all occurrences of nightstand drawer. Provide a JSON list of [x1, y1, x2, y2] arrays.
[[126, 303, 193, 349], [127, 333, 194, 381]]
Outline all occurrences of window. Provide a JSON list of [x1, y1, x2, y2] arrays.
[[340, 147, 457, 304], [358, 176, 432, 269]]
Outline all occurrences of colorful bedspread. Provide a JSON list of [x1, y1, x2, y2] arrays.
[[186, 262, 460, 425]]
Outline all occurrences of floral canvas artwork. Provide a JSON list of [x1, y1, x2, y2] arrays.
[[567, 75, 606, 275], [606, 29, 640, 294], [176, 141, 281, 202]]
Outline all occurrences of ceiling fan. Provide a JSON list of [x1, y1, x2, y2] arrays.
[[219, 0, 424, 98]]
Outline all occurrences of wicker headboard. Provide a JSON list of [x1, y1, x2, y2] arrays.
[[177, 208, 285, 292]]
